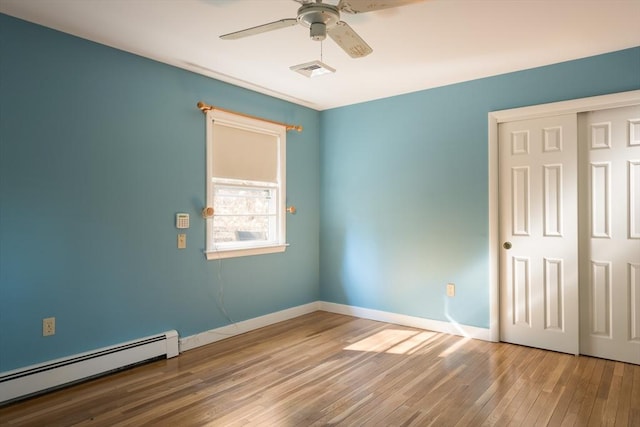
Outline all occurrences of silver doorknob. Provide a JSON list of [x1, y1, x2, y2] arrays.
[[503, 241, 512, 250]]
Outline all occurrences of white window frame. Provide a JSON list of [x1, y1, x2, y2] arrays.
[[204, 109, 287, 260]]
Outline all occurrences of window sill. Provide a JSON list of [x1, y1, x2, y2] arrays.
[[205, 244, 288, 260]]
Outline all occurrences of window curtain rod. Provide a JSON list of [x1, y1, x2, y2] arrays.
[[197, 101, 303, 132]]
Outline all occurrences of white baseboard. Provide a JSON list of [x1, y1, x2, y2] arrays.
[[180, 301, 491, 353], [179, 302, 321, 352], [318, 302, 492, 341]]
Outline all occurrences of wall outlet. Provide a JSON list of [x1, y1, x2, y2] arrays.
[[446, 283, 456, 297], [43, 317, 55, 336]]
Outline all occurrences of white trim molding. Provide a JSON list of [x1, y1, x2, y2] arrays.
[[180, 301, 493, 353], [205, 244, 287, 260], [488, 89, 640, 343], [319, 302, 492, 341], [179, 302, 320, 352]]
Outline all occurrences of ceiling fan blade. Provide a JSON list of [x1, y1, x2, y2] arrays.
[[294, 0, 341, 5], [220, 18, 297, 40], [338, 0, 424, 14], [327, 21, 372, 58]]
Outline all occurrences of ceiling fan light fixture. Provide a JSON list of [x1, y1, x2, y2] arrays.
[[290, 60, 336, 78], [310, 22, 327, 41]]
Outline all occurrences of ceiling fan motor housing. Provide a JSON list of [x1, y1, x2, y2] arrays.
[[297, 3, 340, 41]]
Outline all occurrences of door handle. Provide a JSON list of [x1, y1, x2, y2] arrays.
[[503, 241, 512, 250]]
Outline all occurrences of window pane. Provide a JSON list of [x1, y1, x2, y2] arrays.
[[214, 186, 274, 216], [212, 185, 276, 243], [213, 215, 271, 243]]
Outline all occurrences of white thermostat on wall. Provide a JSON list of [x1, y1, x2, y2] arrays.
[[176, 213, 190, 229]]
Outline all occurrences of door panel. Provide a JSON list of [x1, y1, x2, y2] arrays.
[[499, 114, 579, 355], [579, 105, 640, 364]]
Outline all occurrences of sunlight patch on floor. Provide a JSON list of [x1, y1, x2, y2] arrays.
[[438, 337, 471, 358], [343, 329, 439, 355]]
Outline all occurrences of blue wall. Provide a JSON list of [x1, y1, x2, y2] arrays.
[[0, 14, 320, 372], [1, 12, 639, 373], [319, 47, 640, 328]]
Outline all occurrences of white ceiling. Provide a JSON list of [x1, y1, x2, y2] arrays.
[[2, 0, 639, 110]]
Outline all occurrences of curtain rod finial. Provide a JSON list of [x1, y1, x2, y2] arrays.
[[197, 101, 211, 113]]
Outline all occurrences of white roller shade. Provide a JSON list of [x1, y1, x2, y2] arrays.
[[213, 122, 279, 183]]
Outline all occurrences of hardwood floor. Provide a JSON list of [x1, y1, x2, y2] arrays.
[[1, 311, 638, 426]]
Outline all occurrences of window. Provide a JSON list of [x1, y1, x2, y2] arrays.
[[205, 109, 287, 259]]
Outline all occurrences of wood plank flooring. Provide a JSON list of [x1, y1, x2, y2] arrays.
[[1, 311, 638, 426]]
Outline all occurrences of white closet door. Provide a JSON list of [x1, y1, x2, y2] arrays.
[[499, 114, 579, 355], [579, 105, 640, 365]]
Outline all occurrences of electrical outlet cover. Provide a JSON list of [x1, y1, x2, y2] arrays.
[[43, 317, 55, 336], [446, 283, 456, 297]]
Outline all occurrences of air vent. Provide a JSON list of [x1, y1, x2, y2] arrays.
[[290, 60, 336, 78]]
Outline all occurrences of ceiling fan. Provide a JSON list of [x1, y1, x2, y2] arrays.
[[220, 0, 424, 58]]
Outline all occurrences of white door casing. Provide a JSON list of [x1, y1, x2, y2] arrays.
[[579, 105, 640, 365], [499, 114, 579, 355]]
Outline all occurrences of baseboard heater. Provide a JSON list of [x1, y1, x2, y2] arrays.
[[0, 330, 179, 404]]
